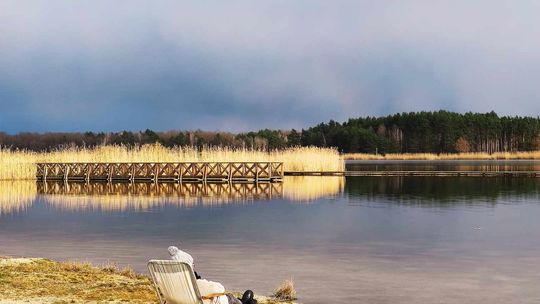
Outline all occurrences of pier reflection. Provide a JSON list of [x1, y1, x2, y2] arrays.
[[39, 182, 283, 211], [0, 176, 345, 215]]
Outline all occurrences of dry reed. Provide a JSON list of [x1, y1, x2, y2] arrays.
[[273, 279, 297, 301], [344, 151, 540, 161], [0, 145, 343, 180]]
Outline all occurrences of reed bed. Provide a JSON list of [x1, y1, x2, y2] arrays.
[[0, 145, 343, 180], [344, 151, 540, 161]]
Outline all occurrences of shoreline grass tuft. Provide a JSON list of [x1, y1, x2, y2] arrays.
[[273, 279, 297, 301]]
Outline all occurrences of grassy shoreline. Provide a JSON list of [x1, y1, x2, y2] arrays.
[[0, 256, 296, 304], [344, 151, 540, 161]]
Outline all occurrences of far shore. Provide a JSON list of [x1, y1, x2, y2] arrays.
[[0, 256, 297, 304], [343, 151, 540, 161]]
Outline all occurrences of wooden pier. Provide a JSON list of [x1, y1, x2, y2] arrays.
[[37, 162, 284, 183], [36, 162, 540, 182]]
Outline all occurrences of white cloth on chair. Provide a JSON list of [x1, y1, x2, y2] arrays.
[[198, 279, 228, 304], [167, 246, 229, 304], [197, 276, 228, 304], [168, 245, 194, 267]]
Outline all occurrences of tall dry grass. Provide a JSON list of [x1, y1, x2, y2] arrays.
[[0, 145, 343, 180], [273, 279, 297, 301], [344, 151, 540, 161]]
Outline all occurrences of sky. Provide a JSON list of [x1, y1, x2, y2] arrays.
[[1, 0, 540, 133]]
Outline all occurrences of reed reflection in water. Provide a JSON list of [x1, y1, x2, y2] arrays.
[[282, 176, 344, 202], [3, 175, 538, 215], [39, 182, 282, 212], [0, 176, 345, 215], [0, 181, 36, 216], [40, 177, 344, 212]]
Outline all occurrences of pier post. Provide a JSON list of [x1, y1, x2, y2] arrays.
[[108, 166, 113, 183], [63, 164, 69, 182], [179, 165, 183, 184], [255, 163, 259, 183]]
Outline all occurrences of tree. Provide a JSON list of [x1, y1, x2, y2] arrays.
[[455, 137, 471, 153], [166, 132, 187, 147], [141, 129, 160, 144], [287, 129, 301, 146], [533, 135, 540, 151]]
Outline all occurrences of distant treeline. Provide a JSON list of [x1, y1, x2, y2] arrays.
[[302, 111, 540, 153], [1, 111, 540, 153]]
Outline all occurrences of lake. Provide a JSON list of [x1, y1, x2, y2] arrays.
[[1, 161, 540, 303]]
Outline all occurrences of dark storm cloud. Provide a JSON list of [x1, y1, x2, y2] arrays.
[[1, 0, 540, 133]]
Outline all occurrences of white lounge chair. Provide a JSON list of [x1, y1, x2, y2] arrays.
[[148, 260, 226, 304]]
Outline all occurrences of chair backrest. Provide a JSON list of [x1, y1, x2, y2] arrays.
[[148, 260, 203, 304]]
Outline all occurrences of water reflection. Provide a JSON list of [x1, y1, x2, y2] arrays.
[[283, 176, 344, 201], [40, 182, 282, 211], [0, 176, 345, 215], [345, 176, 540, 206], [0, 181, 36, 215], [347, 159, 540, 172]]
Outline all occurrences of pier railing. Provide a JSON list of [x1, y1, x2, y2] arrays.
[[36, 162, 284, 183]]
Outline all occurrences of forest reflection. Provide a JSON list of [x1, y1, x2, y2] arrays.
[[345, 176, 540, 206], [2, 175, 539, 215]]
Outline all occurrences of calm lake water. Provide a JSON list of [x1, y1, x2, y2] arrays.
[[1, 162, 540, 303]]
